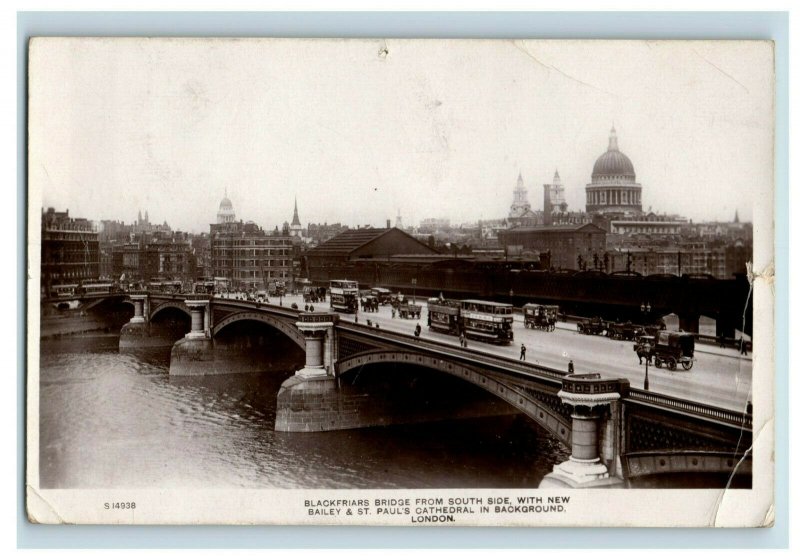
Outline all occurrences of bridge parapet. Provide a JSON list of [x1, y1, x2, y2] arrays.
[[626, 389, 752, 430]]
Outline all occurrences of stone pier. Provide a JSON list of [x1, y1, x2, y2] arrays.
[[540, 373, 629, 489], [275, 312, 340, 431], [119, 294, 159, 349], [169, 299, 218, 376]]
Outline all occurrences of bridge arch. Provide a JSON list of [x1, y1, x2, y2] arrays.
[[336, 350, 572, 447], [82, 295, 134, 312], [150, 301, 192, 321], [212, 311, 306, 351]]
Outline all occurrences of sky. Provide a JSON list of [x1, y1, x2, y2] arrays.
[[29, 38, 774, 234]]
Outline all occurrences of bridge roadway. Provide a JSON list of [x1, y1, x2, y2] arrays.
[[240, 293, 752, 413]]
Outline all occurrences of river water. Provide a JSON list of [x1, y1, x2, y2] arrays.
[[39, 334, 569, 489]]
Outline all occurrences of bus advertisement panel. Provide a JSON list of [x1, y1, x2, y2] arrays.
[[460, 300, 514, 344]]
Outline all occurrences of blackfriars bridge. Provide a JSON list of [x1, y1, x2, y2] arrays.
[[60, 291, 755, 488]]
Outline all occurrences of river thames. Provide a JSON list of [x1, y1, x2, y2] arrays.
[[39, 333, 570, 489]]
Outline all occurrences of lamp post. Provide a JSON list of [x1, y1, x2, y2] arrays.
[[643, 341, 651, 391], [509, 289, 514, 307], [412, 278, 417, 305]]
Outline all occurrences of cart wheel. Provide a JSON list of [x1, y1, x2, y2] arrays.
[[667, 357, 677, 371], [682, 360, 693, 371], [654, 357, 662, 368]]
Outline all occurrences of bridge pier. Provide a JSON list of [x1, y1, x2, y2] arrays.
[[119, 294, 160, 349], [275, 313, 341, 431], [540, 373, 629, 489], [169, 298, 219, 376]]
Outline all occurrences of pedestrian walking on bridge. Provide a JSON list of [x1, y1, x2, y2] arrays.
[[519, 343, 526, 361]]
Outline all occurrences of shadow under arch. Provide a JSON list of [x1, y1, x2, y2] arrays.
[[212, 311, 306, 352], [336, 350, 572, 448], [149, 301, 192, 321]]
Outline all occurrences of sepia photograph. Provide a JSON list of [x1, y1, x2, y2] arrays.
[[26, 37, 774, 526]]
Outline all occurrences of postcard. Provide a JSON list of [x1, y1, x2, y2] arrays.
[[27, 38, 774, 526]]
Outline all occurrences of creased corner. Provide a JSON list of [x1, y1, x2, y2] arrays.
[[710, 416, 773, 527], [26, 484, 67, 524]]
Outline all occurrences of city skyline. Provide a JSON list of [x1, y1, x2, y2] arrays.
[[32, 39, 772, 233]]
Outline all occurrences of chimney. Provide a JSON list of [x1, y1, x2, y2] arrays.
[[387, 219, 391, 228]]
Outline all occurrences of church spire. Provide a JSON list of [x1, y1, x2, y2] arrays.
[[291, 196, 301, 226], [734, 208, 740, 223], [608, 125, 619, 151]]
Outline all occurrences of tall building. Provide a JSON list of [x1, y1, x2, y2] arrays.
[[210, 194, 293, 290], [111, 230, 197, 285], [585, 126, 643, 216], [41, 208, 99, 296]]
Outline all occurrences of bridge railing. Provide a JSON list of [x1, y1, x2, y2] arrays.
[[339, 322, 753, 430], [149, 293, 752, 429], [626, 388, 752, 430], [337, 322, 568, 384]]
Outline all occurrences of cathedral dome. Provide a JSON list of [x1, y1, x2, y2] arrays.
[[591, 127, 636, 180], [217, 191, 236, 224], [219, 196, 233, 211]]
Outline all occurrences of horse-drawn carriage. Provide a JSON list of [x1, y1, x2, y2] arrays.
[[523, 304, 558, 331], [607, 321, 645, 341], [398, 301, 422, 319], [577, 316, 607, 336], [634, 331, 695, 371], [361, 295, 379, 312]]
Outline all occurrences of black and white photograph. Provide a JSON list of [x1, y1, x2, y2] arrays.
[[26, 38, 774, 526]]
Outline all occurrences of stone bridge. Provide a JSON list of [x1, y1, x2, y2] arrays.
[[112, 292, 753, 488]]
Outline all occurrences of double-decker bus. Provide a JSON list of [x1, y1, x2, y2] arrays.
[[460, 299, 514, 344], [427, 297, 462, 335], [329, 279, 359, 313], [148, 280, 183, 294], [193, 280, 216, 294], [50, 283, 79, 298], [80, 280, 117, 296]]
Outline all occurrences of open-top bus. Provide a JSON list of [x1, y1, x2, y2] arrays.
[[329, 279, 359, 313], [460, 299, 514, 344]]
